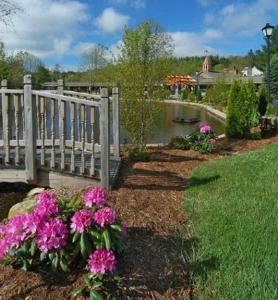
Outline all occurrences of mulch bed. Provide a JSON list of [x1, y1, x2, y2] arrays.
[[0, 135, 278, 300]]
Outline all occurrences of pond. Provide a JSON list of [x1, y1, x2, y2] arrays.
[[120, 102, 225, 144]]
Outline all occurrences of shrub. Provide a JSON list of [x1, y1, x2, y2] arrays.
[[182, 86, 190, 101], [169, 123, 217, 154], [258, 84, 267, 116], [225, 79, 258, 138], [168, 136, 190, 150], [0, 188, 126, 299], [204, 77, 229, 108], [265, 103, 277, 117]]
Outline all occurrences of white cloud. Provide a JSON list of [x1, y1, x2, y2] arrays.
[[204, 13, 214, 24], [208, 0, 278, 37], [0, 0, 89, 59], [95, 8, 129, 33], [203, 29, 223, 40], [72, 42, 97, 56], [109, 0, 145, 8], [171, 32, 219, 57]]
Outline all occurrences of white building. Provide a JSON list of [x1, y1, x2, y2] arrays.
[[241, 66, 263, 77]]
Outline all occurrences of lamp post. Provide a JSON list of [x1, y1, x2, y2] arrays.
[[261, 23, 274, 103]]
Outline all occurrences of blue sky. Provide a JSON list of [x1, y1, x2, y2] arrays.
[[1, 0, 277, 70]]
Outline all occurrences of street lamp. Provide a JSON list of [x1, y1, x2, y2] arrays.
[[261, 23, 274, 103]]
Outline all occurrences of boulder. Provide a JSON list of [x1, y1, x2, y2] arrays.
[[8, 199, 37, 219]]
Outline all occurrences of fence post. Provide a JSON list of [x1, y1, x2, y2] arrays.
[[24, 74, 37, 183], [100, 88, 110, 189], [57, 79, 64, 95], [112, 87, 120, 160], [1, 79, 10, 164], [57, 79, 64, 152]]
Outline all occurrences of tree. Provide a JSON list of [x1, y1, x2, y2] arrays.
[[225, 79, 243, 137], [118, 20, 173, 147], [258, 84, 267, 116], [204, 77, 229, 108], [225, 79, 258, 138], [34, 64, 51, 88], [15, 51, 42, 73], [0, 0, 20, 25], [0, 42, 8, 80], [82, 44, 109, 85], [269, 55, 278, 99]]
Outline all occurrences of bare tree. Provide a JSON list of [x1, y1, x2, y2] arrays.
[[0, 0, 21, 26], [82, 44, 108, 85]]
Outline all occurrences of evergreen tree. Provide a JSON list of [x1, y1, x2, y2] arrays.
[[269, 56, 278, 99], [258, 84, 267, 116], [225, 79, 243, 137]]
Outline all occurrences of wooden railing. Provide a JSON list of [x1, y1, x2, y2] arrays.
[[0, 75, 120, 189]]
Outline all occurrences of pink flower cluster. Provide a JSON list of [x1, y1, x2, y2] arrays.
[[87, 249, 116, 275], [93, 207, 116, 227], [199, 123, 211, 134], [71, 209, 93, 233], [0, 190, 68, 258], [36, 218, 68, 253], [33, 191, 59, 219], [84, 187, 107, 208]]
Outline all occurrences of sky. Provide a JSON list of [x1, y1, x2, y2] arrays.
[[0, 0, 277, 70]]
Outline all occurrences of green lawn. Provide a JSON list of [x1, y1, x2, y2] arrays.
[[184, 143, 278, 300]]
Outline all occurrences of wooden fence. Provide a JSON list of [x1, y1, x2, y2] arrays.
[[0, 75, 120, 189]]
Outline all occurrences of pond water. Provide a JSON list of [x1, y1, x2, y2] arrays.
[[120, 102, 225, 144]]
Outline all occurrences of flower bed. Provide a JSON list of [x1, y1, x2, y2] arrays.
[[169, 122, 217, 153], [0, 187, 126, 300]]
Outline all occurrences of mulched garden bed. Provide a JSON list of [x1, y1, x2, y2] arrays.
[[0, 135, 278, 300]]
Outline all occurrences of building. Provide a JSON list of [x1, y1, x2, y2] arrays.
[[241, 66, 263, 77], [194, 56, 264, 94]]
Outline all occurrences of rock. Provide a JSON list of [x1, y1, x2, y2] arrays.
[[25, 187, 45, 200], [8, 199, 37, 219]]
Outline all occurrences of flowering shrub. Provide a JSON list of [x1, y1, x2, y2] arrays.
[[0, 188, 126, 300], [169, 123, 217, 153]]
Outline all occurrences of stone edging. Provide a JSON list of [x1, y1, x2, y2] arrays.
[[164, 100, 226, 121]]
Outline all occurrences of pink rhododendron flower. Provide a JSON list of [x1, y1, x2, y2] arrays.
[[33, 191, 59, 219], [36, 218, 68, 253], [199, 123, 211, 134], [88, 249, 116, 274], [0, 224, 9, 259], [84, 187, 106, 208], [209, 138, 216, 144], [93, 207, 116, 227], [71, 209, 93, 233], [5, 214, 37, 248]]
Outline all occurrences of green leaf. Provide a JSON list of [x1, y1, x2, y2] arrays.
[[22, 260, 28, 271], [92, 281, 103, 289], [51, 254, 59, 270], [30, 239, 36, 256], [60, 256, 69, 272], [80, 233, 92, 258], [90, 290, 103, 300], [110, 224, 121, 231], [71, 286, 85, 297], [102, 229, 111, 250], [40, 251, 47, 261], [72, 231, 80, 243]]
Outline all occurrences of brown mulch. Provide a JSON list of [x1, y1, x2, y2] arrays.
[[0, 135, 278, 300]]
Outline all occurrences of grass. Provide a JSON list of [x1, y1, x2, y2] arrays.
[[183, 143, 278, 300]]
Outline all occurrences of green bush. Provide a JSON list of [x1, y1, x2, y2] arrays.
[[225, 79, 258, 138], [168, 136, 190, 150], [258, 84, 267, 116], [204, 77, 229, 108], [265, 103, 277, 117], [182, 86, 190, 101]]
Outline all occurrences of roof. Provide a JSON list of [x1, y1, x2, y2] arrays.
[[164, 75, 197, 85]]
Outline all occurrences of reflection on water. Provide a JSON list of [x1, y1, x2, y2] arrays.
[[121, 102, 224, 144]]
